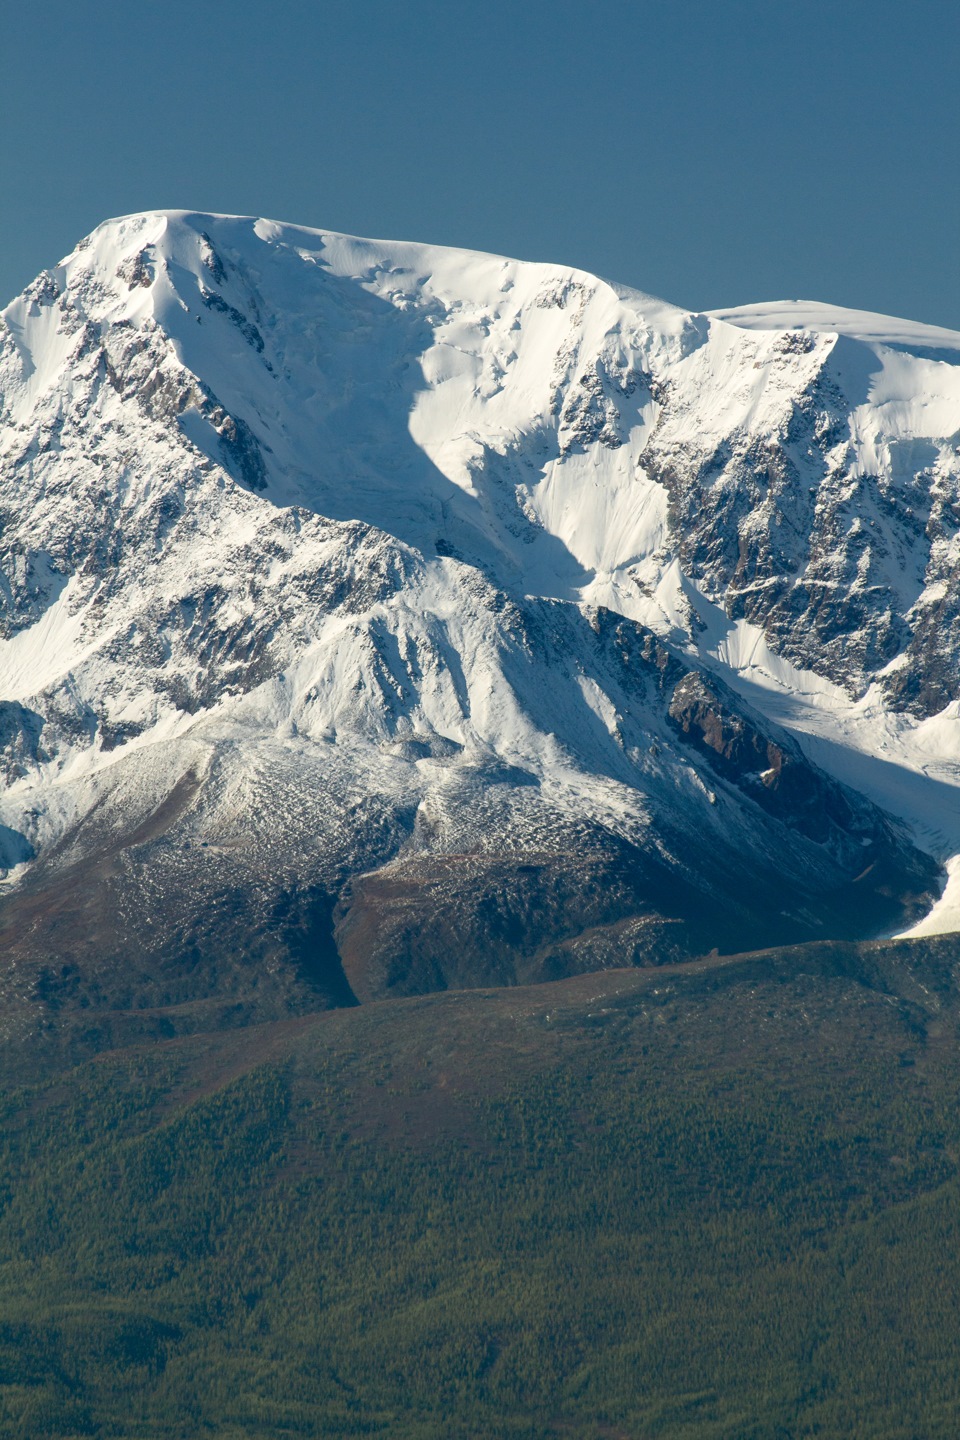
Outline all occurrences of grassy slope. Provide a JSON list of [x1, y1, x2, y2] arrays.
[[1, 936, 960, 1437]]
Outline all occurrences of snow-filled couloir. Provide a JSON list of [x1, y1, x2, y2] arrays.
[[0, 210, 958, 1015]]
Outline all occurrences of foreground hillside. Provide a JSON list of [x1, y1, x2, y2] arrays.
[[2, 931, 960, 1439]]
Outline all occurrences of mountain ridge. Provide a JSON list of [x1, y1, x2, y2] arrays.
[[0, 210, 958, 1023]]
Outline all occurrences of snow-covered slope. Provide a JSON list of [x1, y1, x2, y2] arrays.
[[0, 211, 957, 1009]]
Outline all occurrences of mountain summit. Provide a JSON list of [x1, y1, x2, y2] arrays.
[[0, 211, 957, 1023]]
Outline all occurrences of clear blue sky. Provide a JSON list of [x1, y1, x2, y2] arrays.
[[2, 0, 958, 325]]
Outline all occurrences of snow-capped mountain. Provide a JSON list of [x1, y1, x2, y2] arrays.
[[0, 211, 957, 1014]]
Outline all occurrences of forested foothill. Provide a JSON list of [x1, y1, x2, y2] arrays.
[[1, 932, 959, 1438]]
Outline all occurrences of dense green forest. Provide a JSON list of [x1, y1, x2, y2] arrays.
[[2, 936, 960, 1437]]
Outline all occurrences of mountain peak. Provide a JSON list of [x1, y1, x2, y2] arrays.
[[0, 211, 959, 1022], [708, 298, 960, 351]]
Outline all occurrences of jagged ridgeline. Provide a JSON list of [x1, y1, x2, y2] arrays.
[[0, 211, 958, 1033]]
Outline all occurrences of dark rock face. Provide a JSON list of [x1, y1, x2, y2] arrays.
[[668, 672, 856, 849], [883, 570, 960, 717], [0, 702, 45, 781], [200, 289, 265, 354], [641, 337, 960, 718]]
